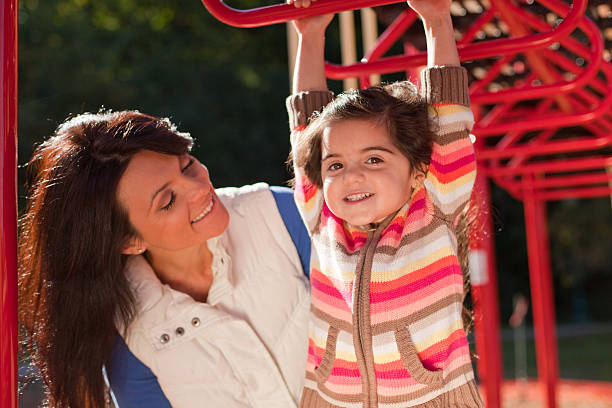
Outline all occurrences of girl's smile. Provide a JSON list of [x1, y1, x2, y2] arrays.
[[320, 118, 423, 227]]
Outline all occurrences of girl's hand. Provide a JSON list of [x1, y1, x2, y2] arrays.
[[288, 0, 334, 36], [407, 0, 451, 20]]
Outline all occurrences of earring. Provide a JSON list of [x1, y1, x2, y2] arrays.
[[138, 248, 145, 253]]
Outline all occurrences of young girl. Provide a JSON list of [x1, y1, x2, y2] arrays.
[[287, 0, 483, 407]]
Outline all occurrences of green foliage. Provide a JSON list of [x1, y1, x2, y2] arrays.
[[19, 0, 294, 189]]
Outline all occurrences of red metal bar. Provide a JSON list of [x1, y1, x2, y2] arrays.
[[200, 0, 401, 28], [525, 172, 612, 189], [523, 193, 559, 408], [362, 9, 417, 63], [359, 9, 418, 87], [324, 0, 587, 78], [472, 69, 612, 136], [485, 157, 612, 177], [457, 7, 496, 45], [533, 186, 612, 201], [470, 172, 503, 408], [476, 136, 612, 160], [0, 0, 18, 407], [470, 14, 603, 105]]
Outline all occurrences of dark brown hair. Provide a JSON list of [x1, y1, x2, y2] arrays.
[[292, 81, 435, 187], [19, 110, 193, 408]]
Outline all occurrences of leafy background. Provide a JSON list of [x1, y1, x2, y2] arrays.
[[18, 0, 612, 328]]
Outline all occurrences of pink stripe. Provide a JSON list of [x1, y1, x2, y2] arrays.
[[370, 264, 462, 303], [311, 274, 349, 301], [421, 331, 468, 368], [430, 154, 474, 175], [330, 367, 362, 378], [370, 284, 463, 324]]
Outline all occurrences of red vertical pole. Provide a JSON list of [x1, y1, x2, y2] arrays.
[[469, 172, 503, 408], [1, 0, 19, 407], [523, 183, 559, 408]]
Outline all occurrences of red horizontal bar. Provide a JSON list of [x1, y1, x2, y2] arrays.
[[476, 136, 612, 160], [483, 156, 612, 176], [523, 172, 612, 188], [324, 0, 586, 78], [200, 0, 401, 28], [532, 186, 612, 201], [470, 12, 603, 104], [472, 61, 612, 136], [362, 9, 418, 63]]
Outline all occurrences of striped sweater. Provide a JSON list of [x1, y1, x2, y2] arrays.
[[286, 66, 483, 408]]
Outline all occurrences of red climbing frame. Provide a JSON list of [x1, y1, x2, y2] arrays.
[[3, 0, 610, 407], [1, 0, 18, 407], [195, 1, 611, 408]]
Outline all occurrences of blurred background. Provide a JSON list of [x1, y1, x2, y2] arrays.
[[16, 0, 612, 405]]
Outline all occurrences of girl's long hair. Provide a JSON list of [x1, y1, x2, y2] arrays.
[[19, 110, 193, 407]]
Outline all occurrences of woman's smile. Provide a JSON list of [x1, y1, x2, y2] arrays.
[[191, 196, 215, 224]]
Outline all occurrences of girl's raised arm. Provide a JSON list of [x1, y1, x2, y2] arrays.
[[408, 0, 460, 67], [409, 0, 476, 227], [289, 2, 333, 94]]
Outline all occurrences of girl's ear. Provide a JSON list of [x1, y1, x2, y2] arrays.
[[122, 237, 146, 255], [411, 165, 427, 188]]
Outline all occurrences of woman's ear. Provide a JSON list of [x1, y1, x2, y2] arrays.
[[122, 237, 146, 255]]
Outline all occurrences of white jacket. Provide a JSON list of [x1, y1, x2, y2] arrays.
[[118, 183, 310, 407]]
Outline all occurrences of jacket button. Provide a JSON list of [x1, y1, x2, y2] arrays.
[[175, 327, 185, 336], [160, 333, 170, 344], [191, 317, 201, 327]]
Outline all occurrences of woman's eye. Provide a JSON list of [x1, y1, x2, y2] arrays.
[[366, 157, 383, 164], [182, 158, 195, 172], [328, 162, 343, 171], [161, 192, 176, 211]]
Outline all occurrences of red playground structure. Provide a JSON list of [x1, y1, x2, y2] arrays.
[[2, 0, 612, 407]]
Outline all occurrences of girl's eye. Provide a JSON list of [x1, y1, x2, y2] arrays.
[[161, 192, 176, 211], [328, 162, 343, 171], [366, 157, 383, 165], [182, 158, 195, 172]]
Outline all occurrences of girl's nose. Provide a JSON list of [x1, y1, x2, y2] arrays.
[[344, 165, 365, 183]]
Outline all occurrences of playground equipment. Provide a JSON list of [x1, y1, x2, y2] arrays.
[[1, 0, 18, 407], [2, 0, 611, 407]]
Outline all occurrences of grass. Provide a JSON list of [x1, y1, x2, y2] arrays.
[[499, 330, 612, 382]]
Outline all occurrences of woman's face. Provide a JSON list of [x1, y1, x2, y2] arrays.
[[118, 150, 229, 253]]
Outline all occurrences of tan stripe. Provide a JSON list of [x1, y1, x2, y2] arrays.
[[376, 208, 450, 256], [395, 327, 443, 387], [311, 305, 354, 333], [377, 365, 477, 404], [433, 128, 470, 146], [303, 373, 365, 404], [371, 293, 463, 335], [314, 326, 339, 384], [300, 384, 362, 408]]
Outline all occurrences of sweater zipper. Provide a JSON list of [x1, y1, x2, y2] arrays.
[[353, 218, 392, 408]]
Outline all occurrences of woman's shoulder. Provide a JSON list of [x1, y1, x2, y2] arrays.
[[215, 182, 271, 204]]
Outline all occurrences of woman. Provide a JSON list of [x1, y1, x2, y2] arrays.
[[18, 110, 312, 408]]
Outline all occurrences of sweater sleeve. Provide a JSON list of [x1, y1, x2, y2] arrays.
[[286, 90, 334, 234], [420, 66, 476, 227]]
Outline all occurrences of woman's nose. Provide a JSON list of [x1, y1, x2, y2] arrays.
[[185, 177, 211, 203]]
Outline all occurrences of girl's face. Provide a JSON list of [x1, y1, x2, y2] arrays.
[[118, 151, 229, 253], [320, 119, 422, 227]]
